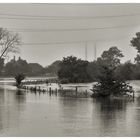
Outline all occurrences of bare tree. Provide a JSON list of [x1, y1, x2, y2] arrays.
[[0, 28, 20, 59]]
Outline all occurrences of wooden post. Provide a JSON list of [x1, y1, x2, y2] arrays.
[[133, 92, 135, 100], [49, 87, 52, 94], [75, 86, 78, 92], [34, 86, 37, 92], [85, 90, 88, 97], [75, 86, 78, 97], [38, 86, 41, 92], [55, 88, 57, 93], [55, 88, 57, 96]]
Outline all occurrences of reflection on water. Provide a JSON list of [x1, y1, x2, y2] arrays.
[[93, 98, 128, 136], [15, 90, 26, 103], [0, 81, 140, 136]]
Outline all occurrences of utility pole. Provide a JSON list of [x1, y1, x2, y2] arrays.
[[85, 42, 87, 61], [94, 42, 97, 61]]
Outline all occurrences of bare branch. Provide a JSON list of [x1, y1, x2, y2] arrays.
[[0, 29, 21, 59]]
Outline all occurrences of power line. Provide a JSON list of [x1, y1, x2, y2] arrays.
[[1, 13, 140, 18], [19, 41, 87, 45], [26, 42, 85, 45], [0, 12, 140, 20], [8, 24, 140, 32]]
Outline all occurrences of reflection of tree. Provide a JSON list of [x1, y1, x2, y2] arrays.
[[0, 87, 26, 135], [58, 98, 92, 136], [97, 98, 127, 111], [15, 89, 26, 104], [93, 98, 128, 136], [0, 88, 5, 132], [126, 98, 140, 136]]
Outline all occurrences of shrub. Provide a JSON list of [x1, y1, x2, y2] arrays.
[[15, 73, 25, 88], [91, 66, 134, 97]]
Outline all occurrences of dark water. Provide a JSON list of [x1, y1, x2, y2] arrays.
[[0, 81, 140, 136]]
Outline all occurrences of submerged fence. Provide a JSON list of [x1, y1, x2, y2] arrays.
[[21, 82, 91, 98]]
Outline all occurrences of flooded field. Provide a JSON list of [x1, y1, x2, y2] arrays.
[[0, 78, 140, 136]]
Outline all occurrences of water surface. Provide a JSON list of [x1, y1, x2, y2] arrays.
[[0, 79, 140, 136]]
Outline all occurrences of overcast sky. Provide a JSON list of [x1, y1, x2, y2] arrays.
[[0, 3, 140, 66]]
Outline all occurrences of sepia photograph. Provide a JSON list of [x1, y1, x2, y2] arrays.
[[0, 2, 140, 137]]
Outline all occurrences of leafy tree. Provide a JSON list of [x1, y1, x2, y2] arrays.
[[92, 46, 124, 81], [115, 61, 135, 80], [97, 46, 124, 68], [131, 64, 140, 80], [91, 66, 134, 97], [87, 61, 100, 81], [129, 32, 140, 79], [134, 54, 140, 64], [130, 32, 140, 65], [131, 32, 140, 53], [58, 56, 91, 83], [91, 47, 134, 97]]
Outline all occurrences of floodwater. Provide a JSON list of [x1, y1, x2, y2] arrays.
[[0, 78, 140, 136]]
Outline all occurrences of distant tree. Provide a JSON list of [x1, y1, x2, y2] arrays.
[[130, 32, 140, 64], [93, 46, 124, 81], [134, 54, 140, 64], [130, 32, 140, 79], [87, 61, 101, 82], [45, 60, 61, 77], [115, 61, 135, 80], [58, 56, 91, 83], [131, 32, 140, 53], [132, 64, 140, 80], [97, 46, 124, 68], [28, 63, 44, 76], [4, 57, 30, 76], [81, 47, 124, 83]]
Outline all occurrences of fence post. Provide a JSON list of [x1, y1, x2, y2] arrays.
[[75, 86, 78, 97], [49, 87, 52, 94]]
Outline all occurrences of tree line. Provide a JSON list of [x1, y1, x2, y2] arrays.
[[0, 27, 139, 97], [1, 27, 140, 83], [58, 32, 140, 83]]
